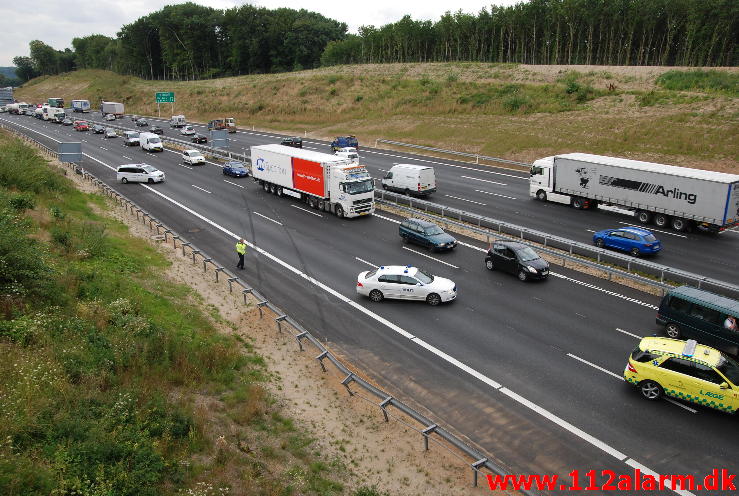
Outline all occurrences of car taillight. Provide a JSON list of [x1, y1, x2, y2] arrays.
[[417, 183, 421, 191], [626, 363, 637, 373], [356, 282, 363, 287]]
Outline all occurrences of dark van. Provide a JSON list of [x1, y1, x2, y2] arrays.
[[657, 286, 739, 355]]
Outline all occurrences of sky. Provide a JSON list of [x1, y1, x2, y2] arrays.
[[0, 0, 519, 67]]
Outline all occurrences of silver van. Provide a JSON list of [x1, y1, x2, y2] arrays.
[[116, 164, 165, 184], [123, 131, 140, 146]]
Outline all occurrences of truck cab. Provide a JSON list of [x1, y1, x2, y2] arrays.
[[529, 156, 571, 205], [330, 164, 375, 217]]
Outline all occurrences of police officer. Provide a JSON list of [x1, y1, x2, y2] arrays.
[[235, 238, 247, 269]]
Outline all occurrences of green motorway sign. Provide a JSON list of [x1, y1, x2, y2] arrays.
[[155, 92, 175, 103]]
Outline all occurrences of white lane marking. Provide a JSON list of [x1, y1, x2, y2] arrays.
[[401, 246, 459, 268], [99, 146, 108, 150], [192, 185, 211, 194], [664, 398, 698, 413], [615, 327, 642, 339], [254, 212, 282, 225], [550, 273, 658, 309], [567, 353, 624, 380], [461, 175, 507, 186], [373, 213, 400, 224], [0, 137, 704, 495], [178, 164, 193, 170], [617, 222, 688, 238], [444, 194, 486, 206], [355, 257, 378, 268], [122, 155, 131, 160], [474, 189, 518, 200], [624, 460, 696, 496], [224, 179, 245, 189], [291, 204, 323, 217]]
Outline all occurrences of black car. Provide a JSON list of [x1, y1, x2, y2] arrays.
[[92, 124, 105, 134], [281, 137, 302, 148], [136, 118, 149, 127], [485, 241, 549, 281], [62, 118, 73, 126], [149, 126, 164, 135], [399, 218, 457, 251], [191, 133, 207, 144]]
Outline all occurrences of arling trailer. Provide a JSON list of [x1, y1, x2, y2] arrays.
[[530, 153, 739, 233], [251, 144, 375, 218]]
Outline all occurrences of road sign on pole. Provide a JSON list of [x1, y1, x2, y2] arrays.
[[211, 129, 228, 149], [58, 142, 82, 163], [155, 92, 175, 103]]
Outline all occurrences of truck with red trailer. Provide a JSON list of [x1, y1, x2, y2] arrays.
[[251, 144, 375, 218]]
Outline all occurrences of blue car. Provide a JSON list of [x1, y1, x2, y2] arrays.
[[399, 218, 457, 251], [223, 160, 249, 178], [593, 227, 661, 257]]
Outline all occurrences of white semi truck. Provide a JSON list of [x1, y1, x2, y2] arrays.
[[101, 101, 124, 118], [530, 153, 739, 233], [251, 144, 375, 218]]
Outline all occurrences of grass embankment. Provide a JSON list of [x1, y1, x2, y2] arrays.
[[0, 131, 382, 495], [16, 64, 739, 170]]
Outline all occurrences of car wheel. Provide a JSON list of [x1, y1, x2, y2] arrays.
[[381, 184, 387, 190], [536, 190, 547, 201], [485, 258, 494, 270], [595, 238, 605, 248], [148, 178, 154, 184], [639, 380, 663, 401], [369, 289, 384, 303], [121, 177, 128, 184], [671, 217, 688, 232], [653, 213, 669, 228], [636, 210, 652, 224], [665, 323, 681, 339], [630, 247, 640, 257], [426, 293, 441, 306], [263, 181, 269, 192], [335, 205, 344, 218], [571, 197, 584, 209], [222, 169, 227, 175], [517, 269, 528, 281]]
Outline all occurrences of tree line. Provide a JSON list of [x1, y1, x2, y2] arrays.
[[321, 0, 737, 67], [10, 0, 737, 85], [12, 2, 347, 82]]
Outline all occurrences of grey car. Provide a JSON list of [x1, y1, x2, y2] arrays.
[[399, 218, 457, 251]]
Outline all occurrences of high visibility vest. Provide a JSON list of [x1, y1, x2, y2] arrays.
[[236, 242, 246, 255]]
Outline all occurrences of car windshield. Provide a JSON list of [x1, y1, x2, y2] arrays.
[[516, 247, 540, 262], [717, 355, 739, 385], [414, 269, 434, 284], [643, 234, 657, 242], [226, 161, 243, 168], [141, 165, 158, 173], [343, 180, 374, 195], [190, 152, 203, 157], [424, 226, 444, 236]]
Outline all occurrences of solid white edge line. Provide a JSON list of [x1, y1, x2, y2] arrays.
[[615, 327, 642, 339], [291, 204, 323, 217], [192, 184, 211, 194], [5, 125, 704, 495], [355, 257, 378, 268], [566, 353, 624, 381], [401, 246, 459, 268], [254, 211, 283, 225]]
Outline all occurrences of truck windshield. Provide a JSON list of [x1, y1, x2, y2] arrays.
[[530, 166, 543, 176], [343, 180, 374, 195]]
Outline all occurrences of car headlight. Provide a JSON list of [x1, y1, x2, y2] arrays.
[[526, 265, 538, 273]]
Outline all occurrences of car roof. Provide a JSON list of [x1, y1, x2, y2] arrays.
[[639, 337, 723, 367], [391, 164, 431, 171], [495, 241, 529, 251], [184, 149, 202, 154], [373, 265, 420, 277], [614, 227, 654, 236], [225, 160, 244, 167], [405, 218, 438, 228], [667, 286, 739, 315]]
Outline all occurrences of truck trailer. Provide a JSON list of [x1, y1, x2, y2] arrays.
[[101, 101, 124, 118], [71, 99, 90, 112], [208, 118, 236, 133], [169, 115, 186, 128], [251, 144, 375, 218], [530, 153, 739, 233]]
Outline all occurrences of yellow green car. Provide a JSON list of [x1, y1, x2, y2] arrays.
[[624, 337, 739, 413]]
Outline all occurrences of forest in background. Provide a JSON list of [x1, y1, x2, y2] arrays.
[[10, 0, 738, 85]]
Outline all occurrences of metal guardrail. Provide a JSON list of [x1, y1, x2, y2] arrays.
[[1, 121, 536, 494], [375, 190, 739, 299], [374, 139, 531, 169]]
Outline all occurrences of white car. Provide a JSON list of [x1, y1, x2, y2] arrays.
[[182, 149, 205, 165], [335, 147, 359, 164], [356, 265, 456, 306], [180, 125, 195, 136], [116, 164, 165, 184], [105, 113, 116, 121]]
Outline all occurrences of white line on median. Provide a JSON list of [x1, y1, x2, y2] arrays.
[[192, 185, 211, 194], [254, 212, 283, 225], [474, 189, 518, 200], [355, 257, 378, 268], [224, 179, 245, 189], [444, 194, 486, 206], [291, 205, 323, 217], [402, 246, 459, 268], [461, 175, 507, 186]]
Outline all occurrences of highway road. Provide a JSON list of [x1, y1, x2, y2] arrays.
[[98, 112, 739, 284], [3, 113, 737, 496]]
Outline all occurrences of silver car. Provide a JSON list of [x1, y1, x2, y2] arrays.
[[356, 265, 456, 306]]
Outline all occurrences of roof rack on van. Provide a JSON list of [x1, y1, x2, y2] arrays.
[[682, 339, 697, 357]]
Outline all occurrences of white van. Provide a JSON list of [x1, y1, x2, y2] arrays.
[[139, 132, 163, 152], [169, 115, 186, 127], [116, 164, 165, 184], [381, 164, 436, 196], [123, 131, 140, 146]]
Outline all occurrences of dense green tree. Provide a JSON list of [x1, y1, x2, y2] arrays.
[[12, 56, 37, 82]]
